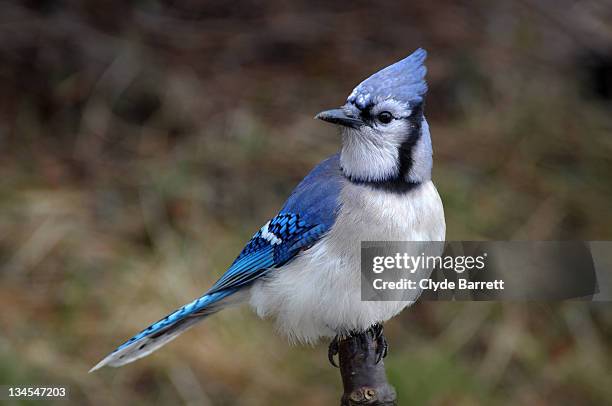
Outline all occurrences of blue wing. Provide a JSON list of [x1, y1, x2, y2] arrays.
[[208, 214, 327, 294], [91, 154, 343, 370], [208, 153, 343, 293]]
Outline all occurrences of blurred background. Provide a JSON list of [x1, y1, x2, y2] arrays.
[[1, 1, 611, 405]]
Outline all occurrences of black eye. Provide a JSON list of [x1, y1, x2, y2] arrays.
[[377, 111, 393, 124]]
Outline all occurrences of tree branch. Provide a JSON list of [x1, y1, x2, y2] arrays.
[[337, 328, 397, 405]]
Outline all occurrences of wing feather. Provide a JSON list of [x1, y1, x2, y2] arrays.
[[207, 214, 328, 294]]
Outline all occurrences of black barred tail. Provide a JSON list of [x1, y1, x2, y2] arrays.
[[90, 288, 241, 371]]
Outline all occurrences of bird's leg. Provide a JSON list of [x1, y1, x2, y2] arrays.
[[328, 334, 340, 367], [329, 324, 388, 367], [371, 323, 388, 364]]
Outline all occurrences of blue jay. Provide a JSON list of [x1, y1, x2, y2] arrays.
[[91, 48, 445, 372]]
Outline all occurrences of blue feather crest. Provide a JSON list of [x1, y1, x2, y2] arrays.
[[347, 48, 428, 110]]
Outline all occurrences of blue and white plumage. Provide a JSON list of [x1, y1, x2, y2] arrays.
[[91, 48, 445, 371]]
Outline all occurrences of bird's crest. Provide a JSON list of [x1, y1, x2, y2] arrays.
[[347, 48, 428, 110]]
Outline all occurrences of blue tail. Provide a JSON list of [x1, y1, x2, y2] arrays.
[[90, 289, 238, 371]]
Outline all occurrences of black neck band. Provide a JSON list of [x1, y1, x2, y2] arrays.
[[343, 174, 422, 194]]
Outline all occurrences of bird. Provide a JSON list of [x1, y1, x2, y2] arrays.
[[90, 48, 446, 372]]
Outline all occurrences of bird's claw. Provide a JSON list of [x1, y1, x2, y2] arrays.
[[328, 335, 340, 368], [328, 324, 387, 367], [372, 323, 388, 364]]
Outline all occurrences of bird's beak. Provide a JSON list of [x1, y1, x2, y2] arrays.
[[315, 108, 363, 129]]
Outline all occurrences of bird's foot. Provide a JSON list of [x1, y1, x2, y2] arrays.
[[328, 324, 388, 367], [328, 335, 340, 368], [372, 323, 388, 364]]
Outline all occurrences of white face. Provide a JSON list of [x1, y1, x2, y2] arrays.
[[340, 99, 418, 183]]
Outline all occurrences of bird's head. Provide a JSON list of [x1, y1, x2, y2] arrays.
[[316, 48, 432, 188]]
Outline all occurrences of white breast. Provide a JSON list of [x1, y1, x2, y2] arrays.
[[249, 180, 445, 343]]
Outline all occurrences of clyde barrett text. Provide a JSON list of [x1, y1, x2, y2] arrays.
[[370, 252, 504, 292], [372, 278, 505, 291]]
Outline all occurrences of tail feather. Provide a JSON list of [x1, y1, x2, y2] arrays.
[[90, 289, 239, 372]]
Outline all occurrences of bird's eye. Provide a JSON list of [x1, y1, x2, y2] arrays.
[[377, 111, 393, 124]]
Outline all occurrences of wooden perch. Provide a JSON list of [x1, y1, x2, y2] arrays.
[[337, 328, 397, 405]]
